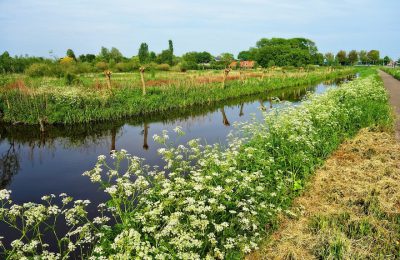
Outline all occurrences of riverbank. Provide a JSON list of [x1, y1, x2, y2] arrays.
[[0, 70, 392, 259], [0, 67, 355, 125], [247, 128, 400, 259]]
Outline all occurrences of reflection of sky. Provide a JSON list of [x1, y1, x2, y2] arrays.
[[0, 81, 343, 205], [0, 0, 398, 58]]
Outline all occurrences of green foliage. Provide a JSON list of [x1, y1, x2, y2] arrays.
[[336, 50, 347, 65], [66, 49, 76, 60], [324, 52, 335, 65], [138, 43, 150, 64], [348, 50, 358, 65], [367, 50, 380, 64], [383, 56, 391, 65], [359, 50, 368, 64]]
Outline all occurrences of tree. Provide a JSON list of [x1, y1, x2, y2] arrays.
[[336, 50, 347, 65], [149, 51, 156, 62], [220, 53, 234, 66], [359, 50, 368, 64], [66, 49, 76, 60], [238, 51, 252, 61], [168, 40, 174, 56], [324, 53, 335, 65], [99, 47, 110, 62], [348, 50, 358, 65], [0, 51, 13, 73], [109, 47, 123, 63], [367, 50, 380, 65], [157, 50, 173, 65], [383, 56, 391, 65], [138, 43, 149, 64]]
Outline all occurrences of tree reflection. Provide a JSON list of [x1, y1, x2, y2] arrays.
[[0, 142, 20, 189], [220, 108, 230, 126]]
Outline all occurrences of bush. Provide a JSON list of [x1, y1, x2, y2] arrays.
[[25, 63, 52, 77], [95, 61, 108, 71], [156, 63, 170, 71]]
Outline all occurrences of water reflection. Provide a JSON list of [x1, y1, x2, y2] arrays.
[[0, 75, 355, 203]]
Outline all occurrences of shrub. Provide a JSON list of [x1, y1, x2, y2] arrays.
[[95, 61, 108, 71], [25, 63, 51, 77], [156, 63, 170, 71]]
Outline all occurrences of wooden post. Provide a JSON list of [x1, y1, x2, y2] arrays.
[[104, 70, 112, 89], [139, 67, 146, 96], [259, 100, 266, 111], [222, 68, 231, 89], [110, 127, 116, 153]]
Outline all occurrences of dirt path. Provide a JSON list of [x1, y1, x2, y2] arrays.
[[379, 70, 400, 139]]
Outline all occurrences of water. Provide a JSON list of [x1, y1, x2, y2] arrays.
[[0, 76, 354, 206]]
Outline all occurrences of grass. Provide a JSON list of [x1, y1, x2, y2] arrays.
[[248, 128, 400, 259], [0, 70, 392, 259], [0, 67, 356, 125], [381, 67, 400, 80]]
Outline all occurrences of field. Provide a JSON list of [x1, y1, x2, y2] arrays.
[[0, 69, 392, 259], [0, 67, 355, 125]]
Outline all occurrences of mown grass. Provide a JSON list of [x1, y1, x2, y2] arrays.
[[249, 128, 400, 259], [0, 67, 355, 125], [0, 70, 392, 259]]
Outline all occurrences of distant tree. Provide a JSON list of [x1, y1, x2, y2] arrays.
[[157, 50, 173, 65], [99, 47, 110, 62], [0, 51, 12, 73], [138, 43, 149, 64], [66, 49, 76, 60], [149, 51, 156, 62], [359, 50, 368, 64], [336, 50, 347, 65], [168, 40, 174, 56], [109, 47, 123, 63], [348, 50, 358, 65], [238, 51, 253, 61], [367, 50, 380, 65], [383, 56, 391, 65], [324, 52, 335, 65], [220, 53, 235, 66]]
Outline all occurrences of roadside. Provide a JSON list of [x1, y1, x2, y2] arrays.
[[379, 70, 400, 139], [247, 128, 400, 259], [247, 72, 400, 259]]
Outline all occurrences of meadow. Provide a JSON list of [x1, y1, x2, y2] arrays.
[[0, 69, 392, 259], [0, 67, 355, 125]]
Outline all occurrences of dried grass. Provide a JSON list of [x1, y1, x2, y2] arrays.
[[248, 128, 400, 259]]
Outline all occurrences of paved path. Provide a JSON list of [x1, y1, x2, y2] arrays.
[[379, 70, 400, 140]]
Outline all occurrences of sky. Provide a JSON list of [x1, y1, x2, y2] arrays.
[[0, 0, 399, 59]]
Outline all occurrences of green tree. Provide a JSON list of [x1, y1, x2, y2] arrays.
[[99, 47, 110, 62], [157, 50, 173, 65], [109, 47, 123, 63], [359, 50, 368, 64], [324, 52, 335, 65], [66, 49, 76, 60], [336, 50, 347, 65], [367, 50, 380, 64], [168, 40, 174, 56], [383, 56, 391, 65], [0, 51, 13, 73], [138, 43, 149, 64], [348, 50, 358, 65], [237, 51, 252, 61], [220, 53, 234, 66]]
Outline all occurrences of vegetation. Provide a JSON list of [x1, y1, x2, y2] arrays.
[[0, 67, 355, 125], [382, 67, 400, 80], [249, 129, 400, 259], [0, 71, 392, 258]]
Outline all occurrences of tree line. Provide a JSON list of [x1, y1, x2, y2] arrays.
[[0, 38, 397, 76]]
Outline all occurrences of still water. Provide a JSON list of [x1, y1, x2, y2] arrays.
[[0, 77, 354, 207]]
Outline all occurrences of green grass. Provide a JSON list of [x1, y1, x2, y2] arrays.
[[0, 67, 356, 124], [381, 67, 400, 80]]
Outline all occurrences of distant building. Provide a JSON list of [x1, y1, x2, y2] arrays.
[[240, 60, 255, 69]]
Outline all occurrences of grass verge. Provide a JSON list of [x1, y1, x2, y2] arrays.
[[248, 128, 400, 259]]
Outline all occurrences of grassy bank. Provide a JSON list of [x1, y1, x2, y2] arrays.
[[381, 67, 400, 80], [0, 67, 354, 125], [249, 129, 400, 259], [0, 71, 391, 259]]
